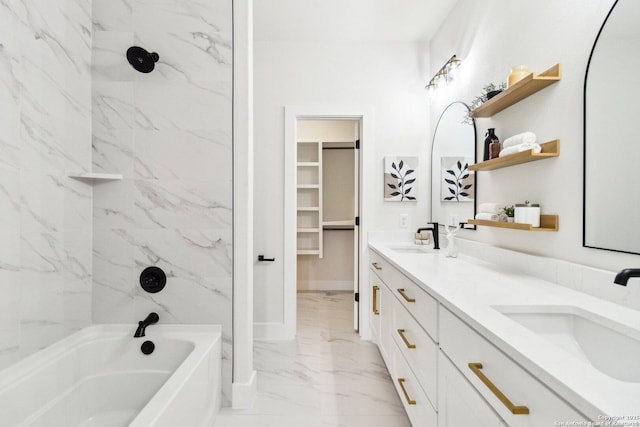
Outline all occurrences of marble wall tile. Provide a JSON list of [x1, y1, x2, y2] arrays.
[[92, 31, 136, 82], [134, 31, 232, 82], [92, 81, 135, 133], [133, 0, 232, 34], [92, 0, 132, 32], [93, 179, 136, 229], [133, 179, 231, 229], [92, 128, 135, 178], [134, 130, 231, 180], [0, 0, 93, 369], [133, 81, 232, 131], [0, 168, 20, 230]]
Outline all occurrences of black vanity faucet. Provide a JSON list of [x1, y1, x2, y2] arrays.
[[613, 269, 640, 286], [134, 312, 159, 338], [416, 222, 440, 250]]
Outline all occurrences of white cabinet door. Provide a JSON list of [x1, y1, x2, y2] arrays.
[[438, 350, 504, 427]]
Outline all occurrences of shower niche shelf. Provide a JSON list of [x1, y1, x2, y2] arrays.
[[68, 172, 123, 181]]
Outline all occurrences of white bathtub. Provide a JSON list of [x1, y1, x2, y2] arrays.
[[0, 324, 221, 427]]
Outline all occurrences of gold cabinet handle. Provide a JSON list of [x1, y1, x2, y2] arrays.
[[397, 329, 416, 349], [397, 378, 416, 405], [468, 363, 529, 415], [372, 262, 382, 270], [397, 288, 415, 303], [372, 285, 380, 315]]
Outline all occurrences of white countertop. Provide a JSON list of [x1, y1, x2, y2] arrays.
[[368, 238, 640, 420]]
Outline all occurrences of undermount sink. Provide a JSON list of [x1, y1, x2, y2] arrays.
[[492, 305, 640, 383], [388, 244, 432, 254]]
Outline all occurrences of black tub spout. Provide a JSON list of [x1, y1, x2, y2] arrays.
[[134, 312, 159, 338]]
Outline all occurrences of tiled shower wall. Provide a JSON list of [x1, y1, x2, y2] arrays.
[[90, 0, 233, 402], [0, 2, 93, 369]]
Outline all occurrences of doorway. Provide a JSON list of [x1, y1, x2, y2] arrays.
[[295, 119, 360, 330], [283, 105, 373, 340]]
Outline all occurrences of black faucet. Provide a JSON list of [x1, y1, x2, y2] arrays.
[[613, 269, 640, 286], [134, 312, 159, 337], [417, 222, 440, 250]]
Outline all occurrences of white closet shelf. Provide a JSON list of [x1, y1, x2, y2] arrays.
[[297, 207, 320, 211], [323, 220, 353, 226], [297, 249, 320, 255], [297, 162, 319, 167], [68, 172, 123, 181], [297, 184, 320, 189], [297, 228, 320, 233]]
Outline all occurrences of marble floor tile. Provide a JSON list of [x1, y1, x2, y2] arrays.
[[215, 292, 410, 426]]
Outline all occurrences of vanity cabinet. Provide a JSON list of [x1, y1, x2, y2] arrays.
[[369, 251, 438, 426], [368, 248, 590, 427], [438, 350, 506, 427], [439, 307, 587, 427]]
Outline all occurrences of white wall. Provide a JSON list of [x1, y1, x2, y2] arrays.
[[254, 41, 430, 327], [429, 0, 640, 273]]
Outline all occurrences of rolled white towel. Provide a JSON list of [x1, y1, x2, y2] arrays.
[[502, 132, 537, 149], [478, 202, 502, 214], [475, 212, 507, 222], [499, 142, 541, 157]]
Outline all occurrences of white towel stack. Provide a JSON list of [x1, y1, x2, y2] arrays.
[[499, 131, 541, 157], [474, 203, 507, 222]]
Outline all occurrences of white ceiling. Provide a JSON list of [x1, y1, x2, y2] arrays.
[[253, 0, 459, 42]]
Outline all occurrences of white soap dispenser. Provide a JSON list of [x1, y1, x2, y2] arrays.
[[444, 224, 461, 258]]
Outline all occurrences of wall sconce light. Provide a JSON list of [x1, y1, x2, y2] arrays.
[[426, 54, 461, 94]]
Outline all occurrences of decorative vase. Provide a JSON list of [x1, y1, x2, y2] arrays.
[[507, 217, 514, 223], [483, 128, 499, 161], [508, 65, 530, 87], [486, 90, 502, 100]]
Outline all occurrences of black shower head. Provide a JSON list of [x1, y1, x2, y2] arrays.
[[126, 46, 159, 73]]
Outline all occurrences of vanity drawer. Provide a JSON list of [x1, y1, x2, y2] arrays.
[[389, 267, 438, 342], [439, 307, 588, 426], [393, 303, 438, 407], [369, 250, 388, 282], [394, 343, 437, 427]]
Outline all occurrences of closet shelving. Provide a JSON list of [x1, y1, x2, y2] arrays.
[[296, 139, 323, 257], [468, 63, 562, 232]]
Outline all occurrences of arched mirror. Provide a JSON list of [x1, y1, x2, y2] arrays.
[[584, 0, 640, 254], [430, 101, 477, 227]]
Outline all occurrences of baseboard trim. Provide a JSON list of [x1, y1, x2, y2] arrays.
[[231, 370, 257, 409]]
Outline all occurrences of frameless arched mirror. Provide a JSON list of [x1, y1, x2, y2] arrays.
[[584, 0, 640, 254], [431, 101, 477, 227]]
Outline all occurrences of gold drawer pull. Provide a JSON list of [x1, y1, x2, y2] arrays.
[[372, 285, 380, 315], [397, 378, 416, 405], [372, 262, 382, 270], [397, 329, 416, 348], [468, 363, 529, 415], [397, 288, 415, 303]]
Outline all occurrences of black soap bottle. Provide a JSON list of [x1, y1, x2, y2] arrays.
[[484, 128, 498, 161]]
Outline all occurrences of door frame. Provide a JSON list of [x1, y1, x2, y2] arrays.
[[284, 105, 374, 340]]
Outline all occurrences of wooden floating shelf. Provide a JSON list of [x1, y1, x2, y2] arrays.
[[469, 140, 560, 171], [468, 215, 559, 232], [472, 64, 562, 118]]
